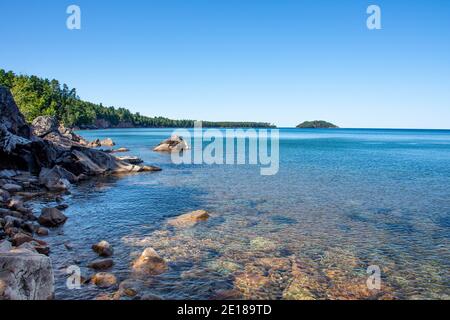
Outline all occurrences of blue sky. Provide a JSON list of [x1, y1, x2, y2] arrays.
[[0, 0, 449, 128]]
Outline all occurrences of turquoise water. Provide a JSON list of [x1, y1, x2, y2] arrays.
[[38, 128, 449, 300]]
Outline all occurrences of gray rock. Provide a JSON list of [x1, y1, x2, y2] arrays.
[[39, 166, 76, 191], [38, 208, 67, 228], [0, 249, 54, 300], [0, 240, 12, 253], [31, 116, 59, 138], [2, 184, 22, 193]]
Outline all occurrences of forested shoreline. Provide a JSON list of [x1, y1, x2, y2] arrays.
[[0, 69, 275, 129]]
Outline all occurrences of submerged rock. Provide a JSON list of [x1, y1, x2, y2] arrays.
[[153, 135, 189, 153], [167, 210, 210, 228], [92, 240, 114, 257], [0, 249, 54, 300], [38, 208, 67, 228], [89, 258, 114, 270], [92, 273, 117, 289], [132, 248, 168, 276]]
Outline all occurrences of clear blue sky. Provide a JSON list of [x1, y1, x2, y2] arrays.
[[1, 0, 449, 128]]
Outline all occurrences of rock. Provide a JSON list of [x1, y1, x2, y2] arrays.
[[113, 279, 144, 299], [92, 240, 114, 257], [31, 116, 59, 138], [112, 148, 129, 153], [115, 156, 143, 165], [56, 204, 69, 211], [0, 240, 12, 253], [39, 166, 76, 191], [64, 242, 74, 250], [153, 135, 189, 153], [92, 273, 117, 288], [140, 165, 162, 172], [250, 237, 277, 252], [11, 233, 33, 246], [0, 87, 31, 139], [0, 170, 17, 179], [34, 244, 50, 256], [0, 249, 54, 300], [140, 294, 163, 301], [4, 216, 23, 229], [38, 208, 67, 228], [88, 258, 114, 270], [100, 138, 115, 147], [36, 227, 49, 236], [132, 248, 168, 276], [282, 277, 316, 300], [167, 210, 210, 228], [2, 184, 23, 193], [0, 189, 10, 202], [87, 139, 101, 148]]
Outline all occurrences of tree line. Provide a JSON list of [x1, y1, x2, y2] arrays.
[[0, 69, 274, 129]]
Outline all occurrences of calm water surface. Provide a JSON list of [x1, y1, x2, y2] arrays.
[[35, 128, 449, 300]]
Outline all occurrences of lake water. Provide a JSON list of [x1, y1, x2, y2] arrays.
[[37, 128, 449, 300]]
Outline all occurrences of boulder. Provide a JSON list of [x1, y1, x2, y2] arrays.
[[31, 116, 59, 138], [92, 240, 114, 257], [132, 248, 168, 276], [39, 166, 77, 191], [11, 233, 33, 247], [38, 208, 67, 228], [115, 156, 143, 165], [0, 240, 12, 253], [167, 210, 210, 228], [36, 227, 49, 236], [100, 138, 115, 147], [0, 249, 54, 300], [88, 258, 114, 270], [92, 273, 117, 289], [2, 184, 23, 193], [87, 139, 101, 148], [0, 189, 10, 202], [111, 148, 129, 153], [153, 135, 189, 153]]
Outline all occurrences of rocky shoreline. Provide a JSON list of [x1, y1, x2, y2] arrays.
[[0, 86, 162, 300]]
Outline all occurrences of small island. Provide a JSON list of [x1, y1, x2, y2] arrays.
[[296, 120, 339, 129]]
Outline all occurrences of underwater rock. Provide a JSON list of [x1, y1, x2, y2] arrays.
[[89, 258, 114, 270], [168, 210, 210, 228], [92, 272, 117, 289], [132, 247, 168, 276]]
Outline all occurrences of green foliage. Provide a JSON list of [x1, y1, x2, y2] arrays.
[[0, 69, 275, 129], [296, 120, 338, 129]]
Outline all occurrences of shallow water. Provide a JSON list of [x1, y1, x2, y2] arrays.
[[35, 128, 449, 300]]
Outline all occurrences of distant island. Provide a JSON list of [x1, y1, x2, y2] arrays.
[[0, 69, 275, 129], [296, 120, 339, 129]]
